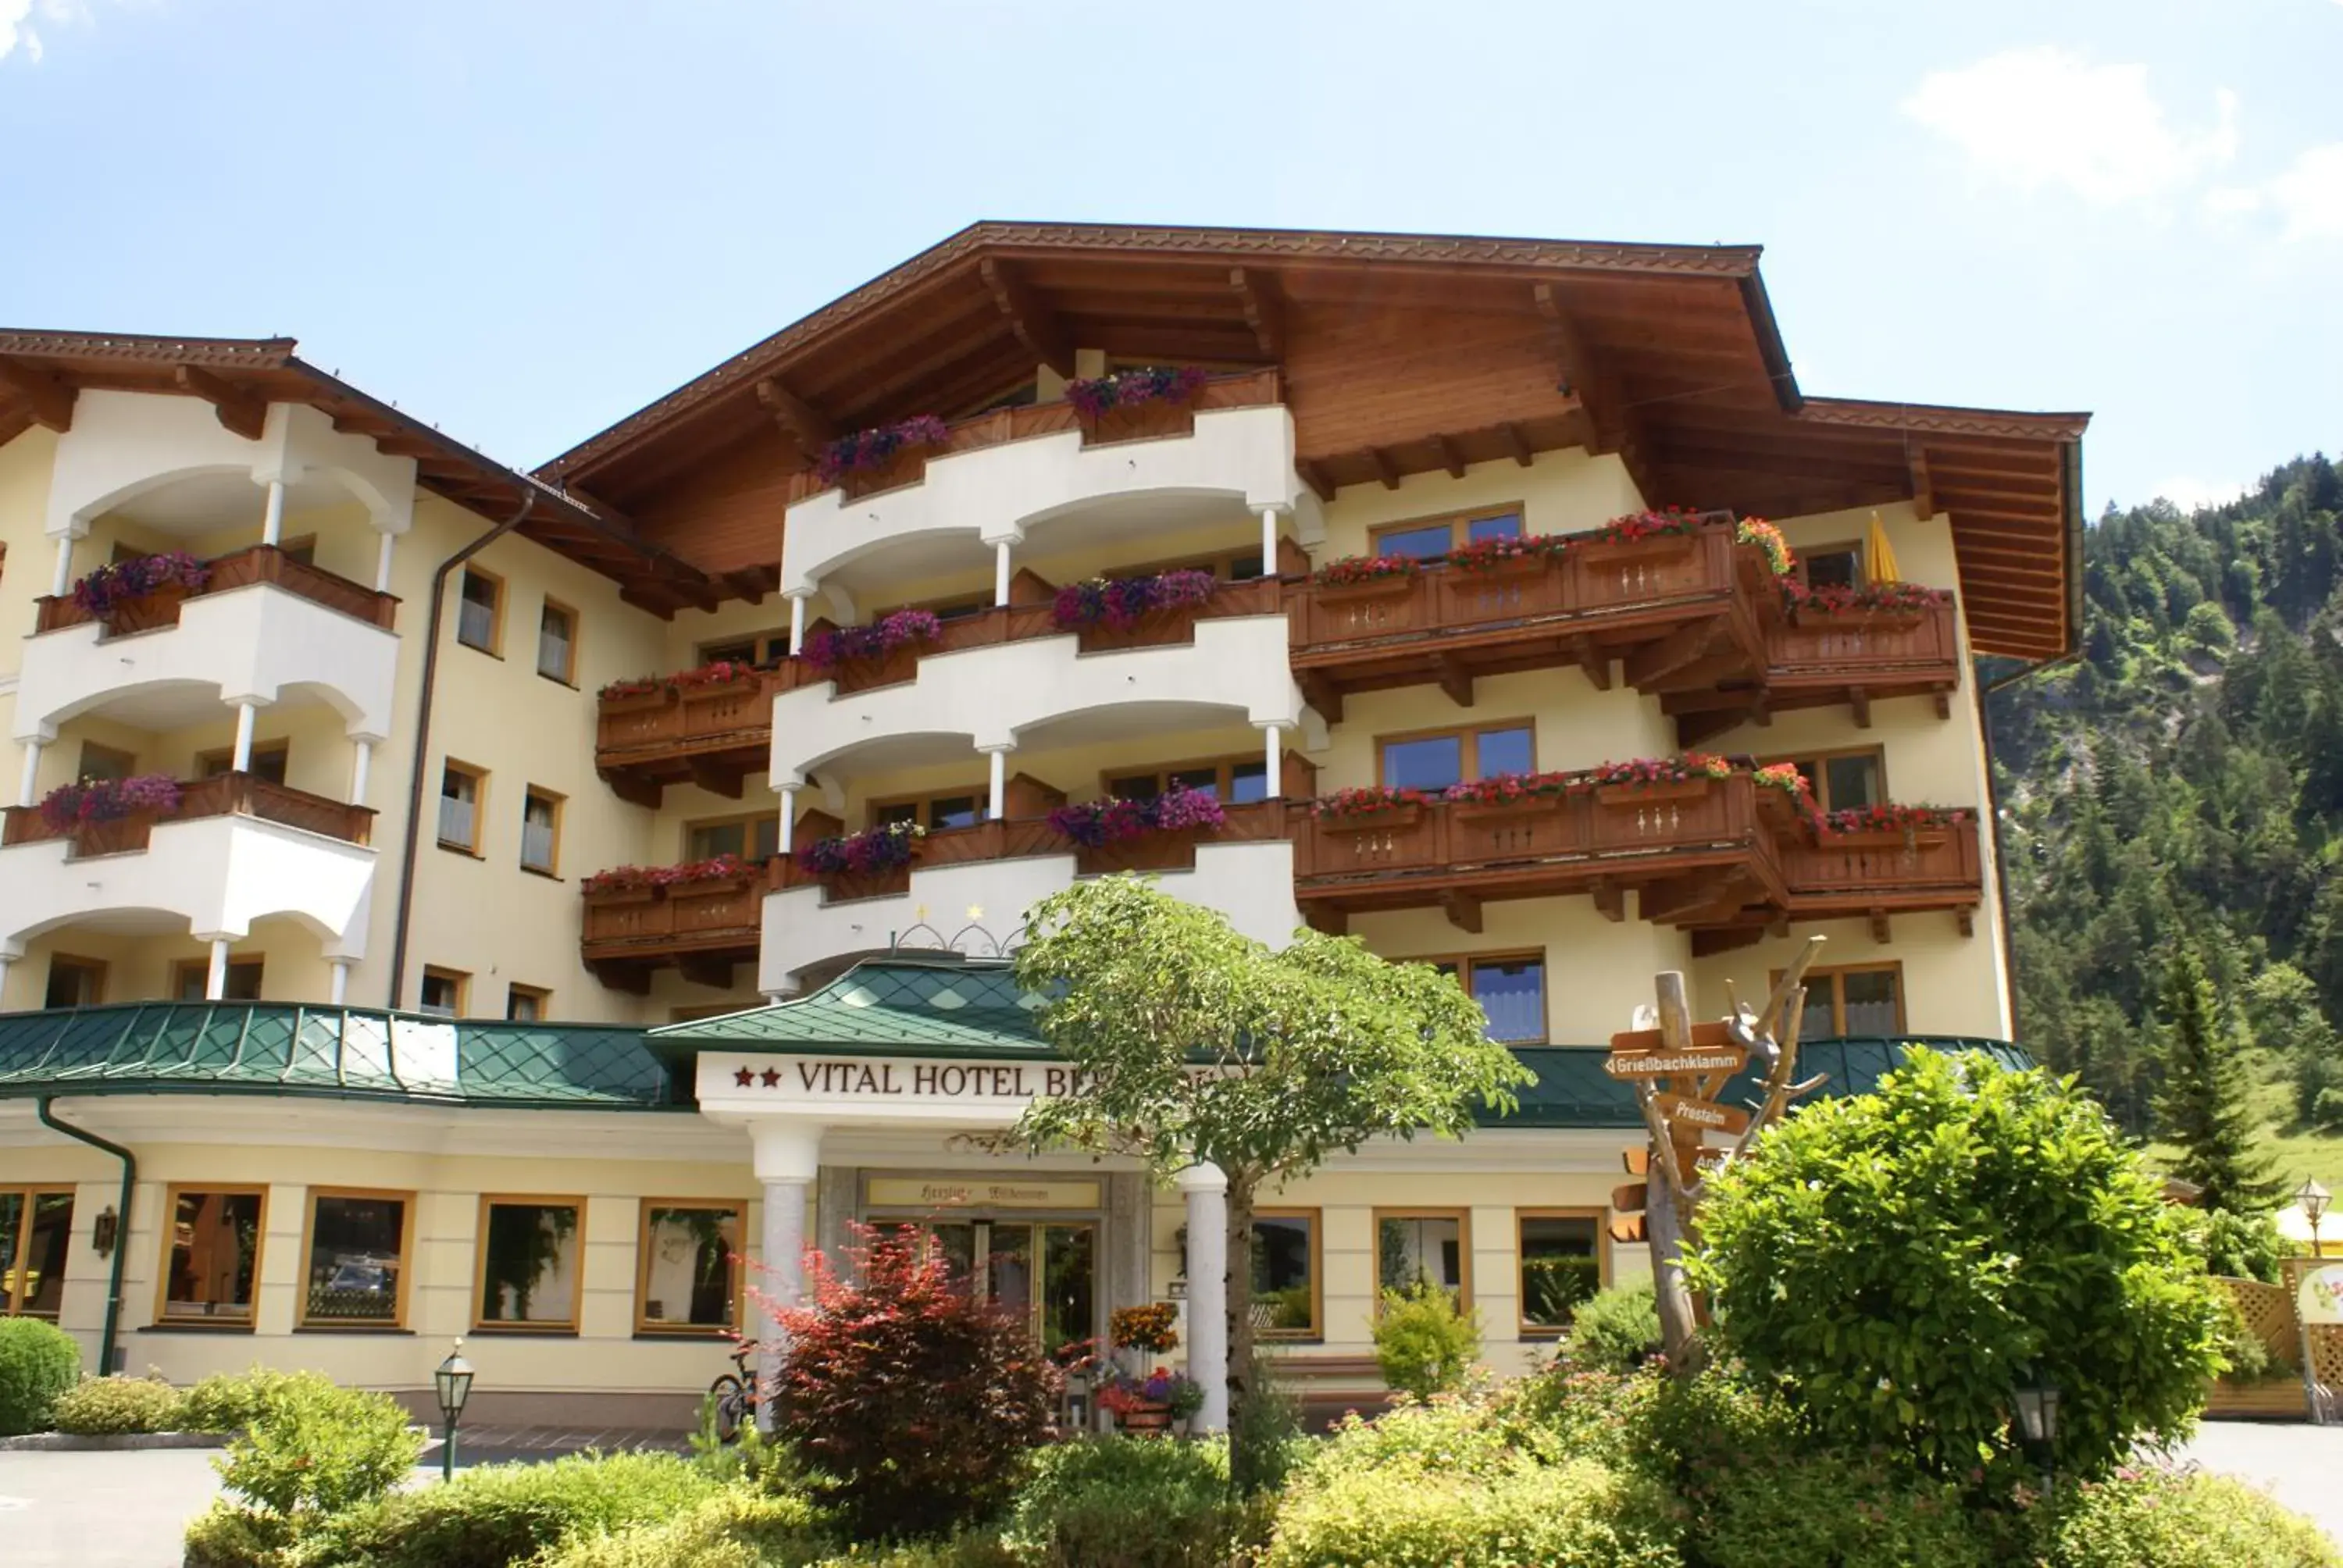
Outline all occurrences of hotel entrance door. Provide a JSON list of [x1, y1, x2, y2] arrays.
[[921, 1219, 1096, 1355]]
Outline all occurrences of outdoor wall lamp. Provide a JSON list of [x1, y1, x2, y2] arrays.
[[2300, 1177, 2331, 1259], [433, 1339, 476, 1481], [91, 1206, 118, 1260], [2012, 1369, 2063, 1497]]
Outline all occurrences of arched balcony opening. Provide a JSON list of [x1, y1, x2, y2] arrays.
[[0, 912, 359, 1011]]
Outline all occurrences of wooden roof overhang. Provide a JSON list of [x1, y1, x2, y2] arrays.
[[537, 222, 2087, 661], [0, 330, 724, 617]]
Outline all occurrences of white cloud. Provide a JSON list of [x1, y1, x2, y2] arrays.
[[3, 0, 93, 64], [1902, 48, 2238, 207], [2149, 476, 2245, 513], [2262, 143, 2343, 239]]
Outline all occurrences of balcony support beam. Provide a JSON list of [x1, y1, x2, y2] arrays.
[[174, 365, 267, 442], [755, 378, 833, 465], [1590, 877, 1624, 923], [0, 355, 77, 433], [1439, 890, 1483, 934], [687, 759, 745, 800], [979, 258, 1076, 380], [1435, 654, 1475, 708], [1624, 618, 1719, 689], [1850, 690, 1872, 729], [1571, 636, 1611, 690]]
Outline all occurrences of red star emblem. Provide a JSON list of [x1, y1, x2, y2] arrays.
[[733, 1067, 754, 1087], [760, 1067, 783, 1088]]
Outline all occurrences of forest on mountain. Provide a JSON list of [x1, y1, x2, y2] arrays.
[[1988, 452, 2343, 1188]]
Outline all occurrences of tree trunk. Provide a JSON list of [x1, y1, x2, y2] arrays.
[[1644, 1161, 1706, 1376], [1225, 1174, 1257, 1448]]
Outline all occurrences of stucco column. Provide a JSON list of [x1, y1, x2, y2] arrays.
[[0, 953, 15, 1009], [230, 701, 260, 773], [751, 1120, 823, 1431], [980, 743, 1014, 821], [1176, 1163, 1229, 1434], [778, 786, 798, 853], [260, 479, 287, 548], [373, 531, 396, 593], [50, 533, 74, 598], [328, 959, 353, 1006], [18, 740, 44, 809], [993, 540, 1013, 607], [1257, 722, 1288, 799], [786, 592, 810, 657], [203, 938, 232, 1001], [1258, 505, 1281, 578], [348, 739, 373, 807]]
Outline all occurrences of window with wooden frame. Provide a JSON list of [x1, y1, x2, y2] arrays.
[[637, 1200, 745, 1333], [1249, 1210, 1321, 1339], [1782, 962, 1905, 1040], [1374, 1209, 1471, 1307], [870, 788, 985, 832], [1428, 953, 1547, 1044], [298, 1188, 413, 1328], [686, 813, 780, 864], [0, 1186, 75, 1319], [1371, 504, 1525, 562], [1098, 544, 1268, 586], [1761, 747, 1885, 813], [456, 567, 504, 654], [474, 1196, 585, 1332], [76, 740, 136, 783], [698, 629, 790, 668], [1517, 1210, 1606, 1335], [505, 984, 551, 1023], [1798, 540, 1864, 591], [158, 1186, 266, 1326], [42, 955, 105, 1009], [197, 740, 289, 786], [1106, 754, 1269, 806], [173, 957, 264, 1003], [537, 599, 579, 685], [438, 761, 486, 854], [1378, 722, 1535, 793], [520, 786, 563, 876], [419, 966, 469, 1018]]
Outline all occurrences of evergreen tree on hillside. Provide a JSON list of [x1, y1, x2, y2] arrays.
[[2153, 945, 2283, 1213]]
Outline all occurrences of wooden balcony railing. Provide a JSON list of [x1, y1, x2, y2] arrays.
[[1783, 818, 1984, 925], [783, 369, 1284, 508], [0, 772, 375, 857], [34, 544, 399, 636], [581, 864, 776, 992]]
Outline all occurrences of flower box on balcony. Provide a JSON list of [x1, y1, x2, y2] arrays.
[[1085, 401, 1196, 447], [1825, 827, 1951, 852], [70, 814, 160, 858], [837, 448, 929, 501], [1320, 803, 1423, 833], [105, 583, 193, 635], [1451, 793, 1566, 826], [599, 686, 676, 716], [1593, 778, 1713, 807], [584, 882, 663, 908], [1315, 573, 1418, 605], [1577, 534, 1698, 571]]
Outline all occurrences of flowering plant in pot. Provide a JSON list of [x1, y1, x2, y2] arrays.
[[1064, 365, 1208, 421], [1751, 761, 1828, 836], [795, 820, 925, 877], [1314, 554, 1420, 590], [1585, 506, 1707, 548], [597, 674, 669, 703], [1444, 532, 1567, 572], [580, 853, 753, 896], [1051, 568, 1217, 630], [669, 659, 758, 691], [1783, 579, 1952, 617], [1588, 753, 1732, 790], [1821, 802, 1969, 838], [1309, 784, 1428, 821], [70, 551, 209, 618], [1096, 1367, 1204, 1427], [801, 609, 944, 672], [815, 415, 952, 487], [37, 774, 183, 833], [1110, 1302, 1182, 1356], [1443, 770, 1574, 808], [1735, 518, 1795, 577], [1047, 784, 1227, 849]]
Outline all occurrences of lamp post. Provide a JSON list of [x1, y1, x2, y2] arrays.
[[2301, 1177, 2331, 1260], [433, 1339, 476, 1481], [2012, 1369, 2063, 1499]]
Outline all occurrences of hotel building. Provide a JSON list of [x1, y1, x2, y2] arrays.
[[0, 224, 2081, 1426]]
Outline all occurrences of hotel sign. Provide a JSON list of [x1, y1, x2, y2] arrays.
[[866, 1178, 1101, 1210], [696, 1053, 1095, 1125]]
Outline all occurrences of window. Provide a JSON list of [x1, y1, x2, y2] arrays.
[[159, 1187, 266, 1324], [198, 741, 289, 786], [520, 786, 563, 876], [476, 1197, 585, 1331], [1794, 964, 1904, 1040], [419, 967, 469, 1018], [698, 630, 790, 668], [1106, 756, 1270, 806], [1250, 1210, 1320, 1338], [1434, 954, 1547, 1043], [1799, 542, 1863, 591], [1766, 748, 1884, 812], [438, 761, 485, 853], [1371, 507, 1525, 561], [76, 741, 136, 784], [637, 1202, 744, 1333], [1517, 1212, 1603, 1335], [173, 957, 264, 1003], [300, 1190, 412, 1327], [0, 1187, 74, 1318], [686, 814, 781, 864], [1375, 1210, 1469, 1306], [456, 568, 503, 654], [506, 984, 551, 1023], [537, 600, 578, 684], [871, 790, 984, 832], [1379, 723, 1535, 793], [42, 956, 105, 1010], [883, 593, 992, 625]]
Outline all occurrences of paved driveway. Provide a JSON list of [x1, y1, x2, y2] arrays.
[[0, 1448, 224, 1568], [2178, 1420, 2343, 1543]]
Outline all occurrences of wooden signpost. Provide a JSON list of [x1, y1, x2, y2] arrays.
[[1652, 1092, 1752, 1137]]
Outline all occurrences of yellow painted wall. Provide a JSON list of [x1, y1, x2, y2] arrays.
[[1314, 447, 1646, 560]]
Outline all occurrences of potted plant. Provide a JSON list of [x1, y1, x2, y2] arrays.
[[1311, 554, 1421, 604], [1049, 784, 1227, 872], [597, 674, 676, 714], [1589, 753, 1731, 806], [794, 820, 925, 899], [1575, 506, 1708, 565], [1444, 533, 1567, 576], [37, 773, 183, 856], [70, 551, 210, 634], [1066, 365, 1209, 444], [801, 610, 944, 690], [817, 415, 953, 501], [581, 853, 755, 904], [1782, 579, 1951, 622], [1308, 784, 1429, 832], [1820, 802, 1967, 850], [1442, 771, 1572, 824], [1052, 568, 1218, 648], [1751, 762, 1826, 837], [1735, 518, 1796, 579]]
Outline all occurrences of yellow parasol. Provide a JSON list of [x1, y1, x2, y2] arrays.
[[1864, 511, 1900, 586]]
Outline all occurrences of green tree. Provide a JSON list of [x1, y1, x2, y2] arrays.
[[2155, 946, 2284, 1212], [1007, 875, 1528, 1481]]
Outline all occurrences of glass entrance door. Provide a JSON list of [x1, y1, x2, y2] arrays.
[[908, 1219, 1094, 1355]]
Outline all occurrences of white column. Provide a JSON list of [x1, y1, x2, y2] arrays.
[[230, 701, 259, 772], [373, 531, 396, 593], [260, 479, 287, 548], [981, 744, 1012, 820], [993, 540, 1013, 607], [1259, 722, 1286, 799], [1178, 1163, 1230, 1434], [348, 739, 373, 807], [327, 959, 353, 1006], [0, 954, 14, 1009], [778, 786, 799, 853], [18, 740, 44, 809], [1258, 505, 1280, 578], [786, 592, 809, 656], [50, 535, 73, 597], [751, 1121, 823, 1432], [204, 938, 232, 1002]]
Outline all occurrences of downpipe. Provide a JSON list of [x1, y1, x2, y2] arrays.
[[35, 1098, 133, 1376]]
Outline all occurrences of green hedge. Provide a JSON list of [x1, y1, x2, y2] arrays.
[[1003, 1438, 1246, 1568], [50, 1374, 186, 1435], [296, 1451, 721, 1568], [2031, 1469, 2341, 1568], [1267, 1453, 1681, 1568], [536, 1488, 826, 1568], [0, 1317, 80, 1434]]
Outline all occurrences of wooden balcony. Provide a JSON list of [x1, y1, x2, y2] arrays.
[[34, 543, 398, 636], [595, 672, 786, 808], [582, 864, 779, 992], [1, 772, 375, 857], [1664, 600, 1963, 743], [1782, 819, 1985, 935]]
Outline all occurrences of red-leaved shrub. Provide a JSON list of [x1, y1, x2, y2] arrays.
[[762, 1224, 1061, 1540]]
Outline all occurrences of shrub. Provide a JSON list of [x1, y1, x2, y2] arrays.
[[2030, 1466, 2342, 1567], [806, 1537, 1017, 1567], [2175, 1206, 2289, 1285], [1682, 1445, 1992, 1568], [1004, 1437, 1237, 1568], [297, 1450, 718, 1568], [769, 1224, 1060, 1541], [1226, 1352, 1307, 1497], [1562, 1282, 1661, 1374], [1687, 1049, 2224, 1477], [1267, 1452, 1681, 1568], [0, 1316, 80, 1434], [1372, 1280, 1482, 1401], [535, 1488, 825, 1568], [213, 1371, 423, 1523], [182, 1502, 293, 1568], [50, 1373, 185, 1434], [181, 1367, 301, 1434]]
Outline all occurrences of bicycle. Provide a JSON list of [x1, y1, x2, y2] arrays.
[[708, 1339, 761, 1442]]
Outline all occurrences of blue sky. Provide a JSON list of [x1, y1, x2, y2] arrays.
[[3, 1, 2338, 516]]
